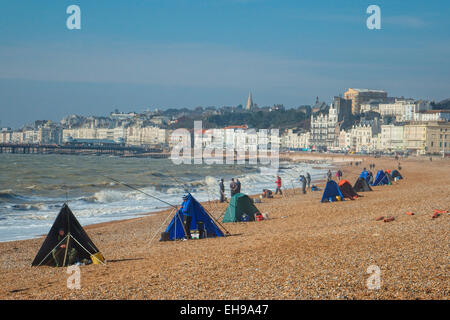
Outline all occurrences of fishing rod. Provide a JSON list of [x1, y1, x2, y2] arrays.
[[168, 175, 190, 193], [104, 175, 178, 209], [107, 175, 231, 237], [169, 175, 217, 215], [105, 175, 191, 241], [285, 172, 301, 195]]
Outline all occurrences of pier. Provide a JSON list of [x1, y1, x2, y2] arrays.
[[0, 143, 170, 158]]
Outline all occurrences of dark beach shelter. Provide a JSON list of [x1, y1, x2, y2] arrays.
[[338, 180, 359, 200], [353, 177, 373, 192], [371, 170, 389, 186], [31, 204, 105, 267], [391, 170, 403, 180], [222, 193, 261, 223], [161, 194, 224, 240], [321, 180, 345, 203]]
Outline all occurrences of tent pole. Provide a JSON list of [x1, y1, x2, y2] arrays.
[[203, 207, 231, 236], [61, 233, 71, 267], [70, 234, 106, 265], [148, 207, 176, 246], [175, 208, 189, 240], [36, 235, 69, 267]]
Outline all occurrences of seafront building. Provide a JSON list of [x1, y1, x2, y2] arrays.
[[310, 104, 339, 150], [403, 122, 450, 155], [344, 88, 388, 115], [281, 89, 448, 156]]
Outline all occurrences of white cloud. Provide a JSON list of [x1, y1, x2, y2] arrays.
[[383, 15, 427, 28]]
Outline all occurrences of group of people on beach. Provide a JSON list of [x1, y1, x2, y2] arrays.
[[263, 173, 312, 197], [218, 172, 314, 203], [219, 178, 242, 203]]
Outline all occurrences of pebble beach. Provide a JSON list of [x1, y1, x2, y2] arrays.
[[0, 154, 448, 300]]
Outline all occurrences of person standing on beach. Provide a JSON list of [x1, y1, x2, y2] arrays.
[[219, 179, 225, 203], [306, 172, 311, 190], [327, 170, 332, 182], [336, 169, 343, 181], [230, 178, 237, 198], [300, 175, 307, 194], [275, 176, 282, 195], [181, 195, 193, 239], [236, 178, 241, 194]]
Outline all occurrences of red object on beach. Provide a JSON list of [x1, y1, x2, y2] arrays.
[[275, 177, 282, 188], [376, 216, 384, 221], [256, 214, 264, 222], [383, 216, 395, 222], [434, 209, 448, 214], [406, 212, 415, 216], [432, 212, 440, 219]]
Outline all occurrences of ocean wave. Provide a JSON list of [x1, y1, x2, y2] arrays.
[[11, 203, 49, 211], [0, 191, 26, 203]]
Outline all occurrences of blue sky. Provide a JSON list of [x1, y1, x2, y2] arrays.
[[1, 0, 449, 128]]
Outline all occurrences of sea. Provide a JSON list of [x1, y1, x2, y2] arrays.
[[0, 153, 330, 242]]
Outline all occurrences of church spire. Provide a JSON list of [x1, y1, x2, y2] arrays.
[[246, 92, 254, 111]]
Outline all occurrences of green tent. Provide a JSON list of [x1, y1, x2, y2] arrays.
[[222, 193, 261, 223]]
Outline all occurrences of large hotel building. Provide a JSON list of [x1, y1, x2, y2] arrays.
[[344, 88, 388, 115]]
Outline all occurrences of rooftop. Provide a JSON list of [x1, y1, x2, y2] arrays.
[[349, 88, 387, 93]]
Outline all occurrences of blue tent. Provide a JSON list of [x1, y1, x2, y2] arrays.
[[321, 180, 345, 203], [161, 194, 224, 240], [371, 170, 389, 186]]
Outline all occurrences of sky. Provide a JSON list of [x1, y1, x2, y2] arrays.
[[0, 0, 449, 128]]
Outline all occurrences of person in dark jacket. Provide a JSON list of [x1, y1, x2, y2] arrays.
[[52, 229, 67, 267], [236, 179, 241, 194], [306, 172, 311, 190], [219, 179, 225, 203], [299, 175, 307, 194], [262, 189, 273, 198], [52, 228, 78, 266], [230, 178, 237, 197], [327, 170, 332, 182]]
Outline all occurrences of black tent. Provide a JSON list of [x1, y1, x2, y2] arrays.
[[31, 204, 104, 267], [338, 180, 360, 200], [353, 177, 373, 192]]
